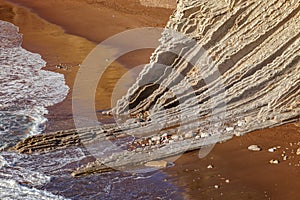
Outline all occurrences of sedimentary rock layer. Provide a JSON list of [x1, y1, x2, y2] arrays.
[[115, 0, 300, 135], [12, 0, 300, 175]]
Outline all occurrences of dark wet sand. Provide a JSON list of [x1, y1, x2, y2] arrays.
[[0, 0, 299, 199]]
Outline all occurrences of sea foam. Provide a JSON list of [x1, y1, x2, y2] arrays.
[[0, 20, 69, 149], [0, 20, 69, 199]]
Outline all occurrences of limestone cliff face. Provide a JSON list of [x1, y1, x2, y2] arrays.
[[115, 0, 300, 136]]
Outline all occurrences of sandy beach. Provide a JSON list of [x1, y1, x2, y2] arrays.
[[0, 0, 299, 199]]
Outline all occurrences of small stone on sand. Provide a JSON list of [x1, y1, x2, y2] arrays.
[[269, 159, 279, 164], [207, 164, 214, 169], [248, 145, 262, 152], [268, 147, 277, 152]]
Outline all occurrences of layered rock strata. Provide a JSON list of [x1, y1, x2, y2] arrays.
[[13, 0, 300, 175]]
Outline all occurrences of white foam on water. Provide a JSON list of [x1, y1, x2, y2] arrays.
[[0, 155, 8, 168], [0, 152, 68, 200], [0, 20, 69, 148], [0, 19, 70, 199], [0, 179, 69, 200]]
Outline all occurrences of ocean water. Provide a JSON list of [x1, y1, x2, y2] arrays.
[[0, 20, 69, 149], [0, 20, 70, 199], [0, 20, 182, 199]]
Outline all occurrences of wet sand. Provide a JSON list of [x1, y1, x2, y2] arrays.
[[165, 123, 300, 199], [1, 0, 173, 131], [0, 0, 299, 199]]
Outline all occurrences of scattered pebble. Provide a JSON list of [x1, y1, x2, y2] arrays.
[[207, 164, 214, 169], [296, 148, 300, 156], [248, 145, 262, 152], [268, 147, 277, 152], [283, 156, 288, 161], [269, 159, 279, 164], [225, 179, 230, 183], [214, 185, 220, 189]]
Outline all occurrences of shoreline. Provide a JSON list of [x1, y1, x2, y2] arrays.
[[1, 0, 174, 132], [1, 0, 299, 199]]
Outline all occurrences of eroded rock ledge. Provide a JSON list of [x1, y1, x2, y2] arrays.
[[13, 0, 300, 176]]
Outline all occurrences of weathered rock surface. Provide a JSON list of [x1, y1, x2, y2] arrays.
[[12, 0, 300, 176]]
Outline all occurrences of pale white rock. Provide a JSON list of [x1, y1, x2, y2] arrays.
[[296, 148, 300, 156], [207, 164, 214, 169], [268, 147, 277, 152], [226, 127, 234, 132], [269, 159, 279, 164], [200, 132, 210, 138], [151, 136, 161, 141], [248, 145, 262, 152], [145, 160, 168, 168], [237, 120, 245, 127]]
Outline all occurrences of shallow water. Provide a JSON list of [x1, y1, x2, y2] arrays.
[[0, 20, 71, 199], [0, 20, 69, 149]]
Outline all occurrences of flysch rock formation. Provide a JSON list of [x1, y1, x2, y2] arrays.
[[12, 0, 300, 176]]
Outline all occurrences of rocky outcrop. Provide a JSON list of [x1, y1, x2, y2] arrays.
[[13, 0, 300, 175], [115, 0, 300, 135]]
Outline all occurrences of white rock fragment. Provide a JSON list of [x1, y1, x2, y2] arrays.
[[145, 160, 168, 168], [248, 145, 262, 152], [200, 132, 209, 138], [268, 147, 277, 152], [214, 185, 220, 189], [151, 136, 161, 142], [269, 159, 279, 164], [225, 179, 230, 183], [207, 164, 214, 169], [296, 148, 300, 156], [226, 127, 234, 132], [237, 120, 245, 127]]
